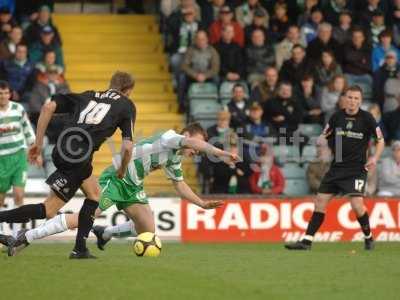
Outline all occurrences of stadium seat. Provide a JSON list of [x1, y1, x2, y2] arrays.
[[382, 146, 392, 158], [27, 165, 46, 179], [189, 99, 221, 117], [188, 83, 218, 100], [282, 163, 306, 179], [194, 118, 217, 129], [219, 81, 249, 100], [299, 124, 322, 137], [273, 145, 301, 163], [284, 179, 310, 196], [302, 145, 317, 161]]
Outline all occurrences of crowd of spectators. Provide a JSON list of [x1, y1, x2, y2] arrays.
[[162, 0, 400, 195]]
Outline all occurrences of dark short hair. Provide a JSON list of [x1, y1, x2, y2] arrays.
[[379, 29, 392, 40], [16, 43, 27, 50], [292, 43, 305, 51], [278, 81, 292, 88], [345, 85, 363, 97], [181, 122, 208, 140], [233, 83, 245, 91], [352, 26, 365, 35], [109, 71, 135, 92], [301, 74, 314, 81], [0, 80, 10, 91]]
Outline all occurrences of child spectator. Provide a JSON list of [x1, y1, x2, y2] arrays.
[[297, 75, 323, 124], [0, 26, 23, 60], [0, 43, 34, 105], [372, 30, 400, 72], [244, 8, 269, 46], [320, 74, 347, 123], [250, 66, 279, 104], [214, 24, 244, 82], [209, 5, 244, 47], [332, 10, 352, 45], [226, 83, 250, 130], [300, 6, 323, 44], [314, 50, 343, 89], [275, 25, 306, 69], [306, 138, 331, 194], [24, 5, 61, 46], [235, 0, 268, 28], [269, 2, 291, 43], [279, 44, 310, 89], [29, 26, 64, 67], [378, 140, 400, 196], [245, 29, 275, 87], [249, 144, 285, 195], [245, 102, 269, 140]]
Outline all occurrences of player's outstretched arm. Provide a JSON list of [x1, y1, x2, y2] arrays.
[[29, 100, 56, 164], [173, 180, 223, 209], [181, 137, 240, 164]]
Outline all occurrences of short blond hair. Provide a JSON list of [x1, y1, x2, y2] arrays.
[[109, 71, 135, 92]]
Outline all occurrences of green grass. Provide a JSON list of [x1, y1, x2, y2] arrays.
[[0, 242, 399, 300]]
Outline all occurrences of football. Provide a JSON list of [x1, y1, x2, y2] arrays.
[[133, 232, 162, 257]]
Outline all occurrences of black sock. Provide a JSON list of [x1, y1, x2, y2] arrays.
[[357, 212, 371, 238], [303, 212, 325, 245], [74, 199, 98, 253], [0, 203, 46, 223]]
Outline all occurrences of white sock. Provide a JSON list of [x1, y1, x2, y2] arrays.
[[12, 222, 21, 237], [103, 221, 137, 240], [25, 214, 68, 243]]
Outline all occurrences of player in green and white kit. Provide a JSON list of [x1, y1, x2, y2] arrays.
[[4, 123, 238, 255], [0, 81, 38, 237]]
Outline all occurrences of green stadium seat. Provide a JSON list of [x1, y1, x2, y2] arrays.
[[219, 81, 249, 100], [299, 124, 323, 136], [302, 145, 317, 161], [282, 163, 306, 179], [189, 99, 221, 117], [188, 83, 218, 100], [284, 179, 310, 196], [27, 165, 46, 179], [273, 145, 301, 163]]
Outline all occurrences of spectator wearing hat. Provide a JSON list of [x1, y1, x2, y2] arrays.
[[209, 5, 244, 47], [332, 10, 353, 45], [342, 27, 372, 87], [245, 29, 276, 87], [373, 50, 400, 110], [269, 2, 292, 43], [263, 81, 303, 136], [275, 25, 306, 69], [369, 10, 386, 47], [306, 22, 342, 64], [245, 102, 269, 140], [378, 141, 400, 196], [314, 49, 343, 89], [244, 7, 269, 46], [0, 25, 23, 60], [235, 0, 269, 28], [0, 43, 34, 105], [306, 138, 331, 194], [24, 5, 61, 46], [249, 144, 285, 195], [279, 44, 311, 89], [297, 74, 323, 124], [250, 66, 279, 104], [209, 131, 252, 194], [214, 24, 244, 82], [29, 25, 64, 67], [322, 0, 353, 26], [372, 30, 400, 72], [300, 6, 324, 44], [226, 83, 250, 130], [382, 98, 400, 142]]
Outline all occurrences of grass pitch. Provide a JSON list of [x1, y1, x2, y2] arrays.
[[0, 242, 399, 300]]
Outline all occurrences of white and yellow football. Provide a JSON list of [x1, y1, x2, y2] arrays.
[[133, 232, 162, 257]]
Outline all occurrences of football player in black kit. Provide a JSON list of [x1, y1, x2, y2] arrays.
[[285, 85, 385, 251], [0, 71, 136, 259]]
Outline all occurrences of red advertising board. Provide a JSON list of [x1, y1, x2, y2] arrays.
[[181, 198, 400, 242]]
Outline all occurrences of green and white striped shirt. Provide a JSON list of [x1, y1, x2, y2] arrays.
[[0, 101, 35, 156], [122, 130, 184, 186]]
